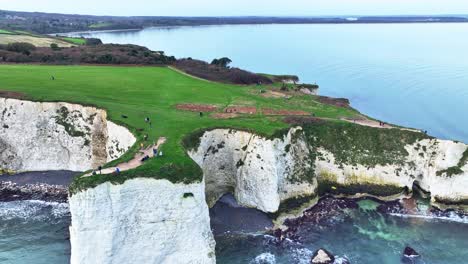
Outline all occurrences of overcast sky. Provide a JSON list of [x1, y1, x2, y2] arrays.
[[1, 0, 468, 16]]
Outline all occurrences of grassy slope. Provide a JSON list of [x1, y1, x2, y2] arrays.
[[0, 65, 358, 193], [0, 34, 73, 47], [61, 37, 86, 45], [0, 29, 14, 34], [89, 22, 114, 28]]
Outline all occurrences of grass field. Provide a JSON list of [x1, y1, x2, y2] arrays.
[[0, 29, 14, 34], [0, 65, 359, 192], [89, 22, 114, 28], [0, 34, 73, 47], [61, 37, 87, 45]]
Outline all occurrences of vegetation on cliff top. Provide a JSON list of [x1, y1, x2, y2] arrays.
[[0, 64, 361, 193]]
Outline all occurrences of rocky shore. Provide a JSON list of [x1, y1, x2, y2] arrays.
[[0, 181, 68, 203], [0, 170, 80, 203], [274, 194, 468, 243]]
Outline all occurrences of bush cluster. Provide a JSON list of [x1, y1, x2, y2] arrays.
[[175, 58, 272, 85], [0, 43, 175, 65]]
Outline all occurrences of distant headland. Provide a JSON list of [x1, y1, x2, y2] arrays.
[[1, 9, 468, 34]]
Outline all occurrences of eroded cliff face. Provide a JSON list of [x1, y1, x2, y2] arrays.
[[317, 138, 468, 205], [69, 178, 216, 264], [0, 98, 135, 172], [188, 128, 317, 213], [189, 127, 468, 213]]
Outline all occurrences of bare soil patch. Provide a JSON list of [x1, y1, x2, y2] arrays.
[[317, 96, 350, 108], [263, 108, 310, 116], [176, 103, 218, 112], [261, 90, 290, 99], [211, 113, 239, 119], [0, 90, 26, 99], [225, 106, 257, 114], [84, 137, 167, 177]]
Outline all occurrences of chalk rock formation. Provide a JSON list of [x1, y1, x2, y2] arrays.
[[311, 248, 335, 264], [190, 127, 468, 213], [316, 138, 468, 205], [188, 127, 317, 213], [69, 178, 215, 264], [0, 98, 135, 172]]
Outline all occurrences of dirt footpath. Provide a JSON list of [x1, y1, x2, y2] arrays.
[[84, 137, 167, 177]]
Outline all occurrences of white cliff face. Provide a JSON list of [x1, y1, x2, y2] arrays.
[[0, 98, 135, 172], [316, 138, 468, 204], [188, 127, 317, 213], [69, 178, 216, 264], [190, 128, 468, 213], [106, 121, 136, 162]]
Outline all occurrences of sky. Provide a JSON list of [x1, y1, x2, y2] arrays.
[[1, 0, 468, 17]]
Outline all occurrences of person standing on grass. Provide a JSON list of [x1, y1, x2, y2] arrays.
[[153, 148, 158, 157]]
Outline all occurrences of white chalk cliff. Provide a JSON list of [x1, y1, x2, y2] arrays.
[[190, 128, 468, 212], [189, 128, 316, 213], [69, 178, 216, 264], [3, 97, 467, 264], [0, 98, 135, 172]]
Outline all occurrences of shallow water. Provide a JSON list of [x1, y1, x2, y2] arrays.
[[0, 198, 467, 263], [216, 199, 468, 264], [70, 23, 468, 143], [0, 200, 70, 264]]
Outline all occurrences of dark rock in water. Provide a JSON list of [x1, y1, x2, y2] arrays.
[[3, 170, 79, 186], [311, 248, 335, 264], [276, 196, 358, 242], [403, 247, 420, 257], [377, 199, 406, 214], [402, 246, 424, 264], [0, 181, 68, 203]]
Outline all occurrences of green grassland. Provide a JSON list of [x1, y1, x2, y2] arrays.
[[61, 37, 87, 45], [89, 22, 114, 28], [0, 65, 361, 192], [0, 29, 15, 34], [0, 32, 73, 47]]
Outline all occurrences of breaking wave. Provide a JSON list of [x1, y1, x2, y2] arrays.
[[389, 212, 468, 224], [0, 200, 70, 221], [250, 252, 276, 264]]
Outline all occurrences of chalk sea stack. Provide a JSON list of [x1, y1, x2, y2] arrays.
[[311, 248, 335, 264]]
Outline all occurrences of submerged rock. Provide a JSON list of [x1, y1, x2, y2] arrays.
[[277, 196, 358, 241], [311, 248, 335, 264], [403, 246, 420, 257], [402, 246, 423, 264]]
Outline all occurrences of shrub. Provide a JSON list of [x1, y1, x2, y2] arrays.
[[6, 42, 36, 55], [50, 43, 60, 50], [85, 38, 103, 46], [211, 57, 232, 68], [175, 59, 272, 85]]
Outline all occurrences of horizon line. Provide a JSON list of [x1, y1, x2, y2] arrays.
[[2, 9, 468, 18]]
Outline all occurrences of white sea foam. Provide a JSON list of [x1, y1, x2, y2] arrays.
[[0, 200, 69, 221], [292, 248, 313, 264], [250, 252, 276, 264], [390, 212, 468, 224]]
